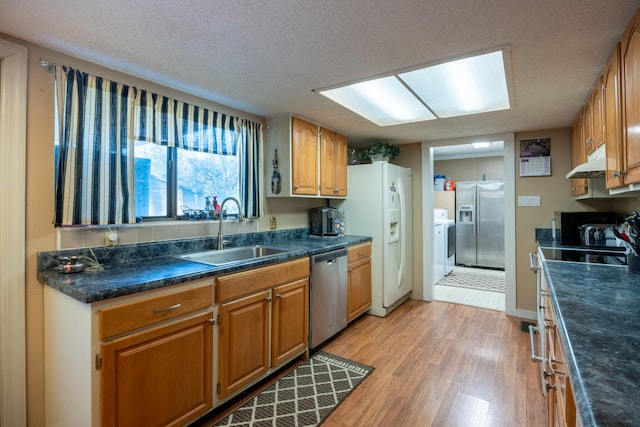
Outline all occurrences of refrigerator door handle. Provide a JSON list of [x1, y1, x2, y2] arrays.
[[396, 177, 406, 288]]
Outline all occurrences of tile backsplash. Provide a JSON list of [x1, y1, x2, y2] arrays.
[[57, 218, 259, 250]]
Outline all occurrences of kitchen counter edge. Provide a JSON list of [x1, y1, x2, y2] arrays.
[[37, 231, 371, 304]]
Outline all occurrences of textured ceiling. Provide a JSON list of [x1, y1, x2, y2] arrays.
[[1, 0, 638, 148]]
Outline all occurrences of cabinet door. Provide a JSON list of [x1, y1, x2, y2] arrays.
[[291, 117, 319, 195], [101, 312, 213, 427], [570, 114, 588, 196], [590, 79, 605, 152], [320, 128, 348, 197], [271, 278, 308, 367], [334, 132, 348, 196], [219, 290, 271, 399], [347, 257, 372, 322], [622, 13, 640, 185], [605, 43, 624, 189]]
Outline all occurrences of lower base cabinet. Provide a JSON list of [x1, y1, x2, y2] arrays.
[[347, 243, 372, 322], [43, 279, 214, 427], [545, 293, 582, 427], [216, 258, 310, 401], [101, 312, 213, 426]]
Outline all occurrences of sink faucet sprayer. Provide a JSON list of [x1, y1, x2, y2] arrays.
[[217, 197, 244, 250]]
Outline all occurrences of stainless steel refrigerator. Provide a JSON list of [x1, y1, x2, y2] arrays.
[[455, 180, 504, 269]]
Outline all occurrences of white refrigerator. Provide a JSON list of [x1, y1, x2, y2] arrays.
[[334, 163, 413, 317]]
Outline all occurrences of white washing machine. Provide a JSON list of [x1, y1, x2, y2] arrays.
[[433, 221, 445, 284]]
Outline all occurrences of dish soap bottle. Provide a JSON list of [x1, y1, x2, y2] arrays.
[[213, 196, 220, 213], [204, 196, 212, 211]]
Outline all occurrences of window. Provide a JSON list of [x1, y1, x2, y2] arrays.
[[133, 141, 240, 218], [53, 65, 262, 226]]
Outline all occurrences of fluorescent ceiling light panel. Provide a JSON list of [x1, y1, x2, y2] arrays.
[[317, 49, 510, 126], [399, 51, 510, 118], [472, 142, 491, 148], [319, 76, 436, 126]]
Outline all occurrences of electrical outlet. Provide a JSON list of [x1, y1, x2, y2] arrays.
[[269, 216, 277, 230], [104, 230, 118, 247]]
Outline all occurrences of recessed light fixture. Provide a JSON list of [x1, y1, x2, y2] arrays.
[[316, 48, 511, 126]]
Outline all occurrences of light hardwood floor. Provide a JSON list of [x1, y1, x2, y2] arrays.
[[195, 299, 546, 426]]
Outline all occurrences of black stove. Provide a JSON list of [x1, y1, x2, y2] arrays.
[[541, 247, 627, 266]]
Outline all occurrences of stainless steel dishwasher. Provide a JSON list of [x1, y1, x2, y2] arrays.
[[309, 248, 348, 349]]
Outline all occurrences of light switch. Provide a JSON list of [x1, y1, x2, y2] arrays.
[[518, 195, 541, 206]]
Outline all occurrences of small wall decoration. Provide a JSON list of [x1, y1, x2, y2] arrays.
[[519, 137, 551, 176], [271, 148, 281, 194]]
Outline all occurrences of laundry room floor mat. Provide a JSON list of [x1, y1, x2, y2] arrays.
[[438, 266, 505, 293], [214, 352, 374, 426]]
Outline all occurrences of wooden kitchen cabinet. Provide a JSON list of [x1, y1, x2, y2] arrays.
[[604, 43, 624, 189], [291, 116, 319, 195], [545, 292, 581, 427], [44, 279, 214, 427], [216, 257, 310, 400], [621, 9, 640, 185], [320, 127, 348, 196], [265, 114, 348, 198], [347, 243, 372, 322], [218, 289, 271, 399], [570, 113, 588, 197], [271, 278, 309, 366], [101, 311, 213, 426], [584, 79, 605, 155]]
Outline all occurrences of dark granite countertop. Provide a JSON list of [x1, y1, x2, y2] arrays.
[[541, 256, 640, 427], [37, 229, 371, 303]]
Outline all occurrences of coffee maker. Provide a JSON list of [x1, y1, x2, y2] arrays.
[[310, 207, 341, 236]]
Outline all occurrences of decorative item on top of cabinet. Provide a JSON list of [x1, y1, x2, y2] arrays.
[[621, 8, 640, 186], [265, 114, 348, 198], [216, 257, 309, 400], [347, 243, 372, 322]]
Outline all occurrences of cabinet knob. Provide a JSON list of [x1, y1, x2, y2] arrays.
[[294, 184, 300, 190], [276, 293, 282, 299], [266, 296, 273, 302]]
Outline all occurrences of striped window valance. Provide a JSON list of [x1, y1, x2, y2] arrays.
[[134, 90, 238, 155], [54, 65, 262, 226]]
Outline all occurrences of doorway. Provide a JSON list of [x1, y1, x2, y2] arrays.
[[421, 135, 516, 316]]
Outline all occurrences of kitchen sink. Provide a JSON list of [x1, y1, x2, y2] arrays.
[[177, 245, 293, 267]]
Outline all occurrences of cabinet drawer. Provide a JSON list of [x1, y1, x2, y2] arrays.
[[99, 284, 213, 340], [216, 257, 309, 303], [348, 243, 371, 263]]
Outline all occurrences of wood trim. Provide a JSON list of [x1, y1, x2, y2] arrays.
[[216, 257, 309, 303], [0, 38, 28, 427]]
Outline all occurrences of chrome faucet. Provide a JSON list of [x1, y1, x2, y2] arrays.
[[217, 197, 244, 250]]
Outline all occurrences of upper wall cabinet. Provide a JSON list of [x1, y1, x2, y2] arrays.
[[604, 43, 624, 189], [570, 113, 588, 197], [621, 9, 640, 186], [587, 77, 605, 154], [266, 115, 348, 198]]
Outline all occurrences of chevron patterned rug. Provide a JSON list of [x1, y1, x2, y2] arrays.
[[438, 266, 505, 293], [214, 352, 374, 426]]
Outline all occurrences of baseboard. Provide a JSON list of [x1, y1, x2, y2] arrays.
[[508, 308, 536, 320]]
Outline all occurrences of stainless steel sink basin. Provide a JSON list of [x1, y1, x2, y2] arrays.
[[178, 245, 292, 266]]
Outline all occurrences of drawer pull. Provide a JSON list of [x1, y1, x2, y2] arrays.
[[528, 324, 544, 363], [153, 303, 181, 314]]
